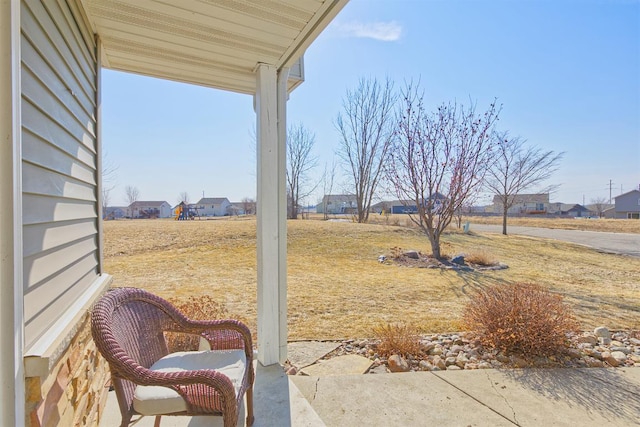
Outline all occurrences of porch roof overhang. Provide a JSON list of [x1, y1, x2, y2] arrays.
[[79, 0, 348, 94]]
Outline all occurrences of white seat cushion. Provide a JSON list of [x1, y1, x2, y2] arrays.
[[133, 349, 246, 415]]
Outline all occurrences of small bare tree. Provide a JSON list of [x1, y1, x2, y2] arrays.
[[101, 152, 118, 219], [125, 185, 140, 205], [336, 76, 396, 223], [320, 159, 338, 220], [387, 83, 500, 259], [101, 187, 112, 219], [590, 196, 609, 218], [178, 192, 190, 204], [287, 123, 317, 219], [485, 132, 564, 235], [241, 197, 255, 215]]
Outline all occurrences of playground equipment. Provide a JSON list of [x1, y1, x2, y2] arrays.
[[174, 202, 200, 220]]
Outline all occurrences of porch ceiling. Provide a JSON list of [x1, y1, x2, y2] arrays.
[[80, 0, 347, 94]]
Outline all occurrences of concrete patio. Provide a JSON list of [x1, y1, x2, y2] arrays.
[[99, 362, 640, 426]]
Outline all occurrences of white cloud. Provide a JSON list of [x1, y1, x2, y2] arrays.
[[334, 21, 403, 42]]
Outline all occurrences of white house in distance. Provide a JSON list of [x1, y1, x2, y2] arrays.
[[127, 200, 173, 218], [316, 194, 358, 214], [195, 197, 232, 217], [492, 193, 550, 215], [0, 1, 347, 425]]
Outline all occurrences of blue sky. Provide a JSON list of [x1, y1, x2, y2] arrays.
[[102, 0, 639, 207]]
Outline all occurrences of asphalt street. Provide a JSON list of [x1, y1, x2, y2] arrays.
[[470, 224, 640, 257]]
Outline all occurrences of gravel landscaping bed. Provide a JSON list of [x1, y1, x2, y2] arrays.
[[316, 328, 640, 374]]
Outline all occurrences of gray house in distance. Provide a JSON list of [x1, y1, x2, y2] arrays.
[[613, 189, 640, 219]]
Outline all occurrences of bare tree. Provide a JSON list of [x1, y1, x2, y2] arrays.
[[101, 151, 118, 219], [454, 190, 481, 229], [336, 76, 396, 223], [101, 187, 112, 219], [125, 185, 140, 205], [320, 159, 338, 220], [387, 83, 500, 258], [178, 192, 190, 204], [485, 132, 564, 235], [590, 196, 609, 218], [286, 123, 318, 219], [241, 197, 255, 215]]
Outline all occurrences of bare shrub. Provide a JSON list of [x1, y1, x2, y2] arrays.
[[373, 323, 422, 357], [462, 283, 579, 357], [165, 295, 228, 353], [465, 250, 497, 266]]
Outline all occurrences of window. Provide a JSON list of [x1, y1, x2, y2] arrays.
[[628, 213, 640, 219]]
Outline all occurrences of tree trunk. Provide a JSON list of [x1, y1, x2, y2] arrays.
[[502, 204, 508, 235], [429, 234, 441, 259]]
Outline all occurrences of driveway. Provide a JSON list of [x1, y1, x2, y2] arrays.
[[470, 224, 640, 258]]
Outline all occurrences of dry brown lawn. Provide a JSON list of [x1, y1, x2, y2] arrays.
[[104, 217, 640, 341], [435, 215, 639, 234]]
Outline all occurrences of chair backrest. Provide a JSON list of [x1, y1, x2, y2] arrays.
[[91, 287, 187, 418]]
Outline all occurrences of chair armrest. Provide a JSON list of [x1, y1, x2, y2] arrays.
[[175, 319, 253, 359], [134, 366, 239, 415]]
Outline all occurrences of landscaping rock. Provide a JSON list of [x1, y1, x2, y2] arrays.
[[594, 326, 612, 345], [418, 360, 432, 370], [576, 335, 597, 345], [610, 351, 628, 363], [451, 255, 465, 265], [388, 355, 410, 372], [403, 250, 419, 259], [610, 346, 631, 354], [593, 326, 610, 338]]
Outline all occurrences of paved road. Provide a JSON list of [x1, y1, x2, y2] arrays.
[[470, 224, 640, 257]]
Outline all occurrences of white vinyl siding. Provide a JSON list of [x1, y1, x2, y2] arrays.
[[21, 0, 99, 349]]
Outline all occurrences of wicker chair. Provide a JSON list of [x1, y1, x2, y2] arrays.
[[91, 287, 254, 427]]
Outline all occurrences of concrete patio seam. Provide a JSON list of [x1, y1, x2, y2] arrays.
[[429, 371, 520, 426]]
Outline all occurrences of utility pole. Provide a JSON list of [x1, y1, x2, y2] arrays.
[[608, 179, 614, 204]]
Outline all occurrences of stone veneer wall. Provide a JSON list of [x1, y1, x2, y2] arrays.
[[25, 312, 110, 427]]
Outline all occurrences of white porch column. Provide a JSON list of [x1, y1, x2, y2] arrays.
[[255, 63, 289, 365], [0, 0, 24, 425]]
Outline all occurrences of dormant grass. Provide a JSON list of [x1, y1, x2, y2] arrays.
[[104, 217, 640, 341]]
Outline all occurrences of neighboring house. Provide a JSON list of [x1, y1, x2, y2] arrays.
[[229, 201, 256, 215], [195, 197, 232, 216], [613, 189, 640, 219], [372, 195, 447, 214], [103, 206, 126, 220], [127, 201, 173, 219], [562, 204, 593, 217], [547, 203, 592, 217], [317, 194, 358, 214], [492, 193, 550, 215]]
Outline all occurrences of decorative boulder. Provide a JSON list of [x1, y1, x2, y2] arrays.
[[403, 250, 420, 259], [451, 255, 465, 265]]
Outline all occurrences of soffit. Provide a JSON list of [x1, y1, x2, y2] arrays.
[[80, 0, 347, 94]]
